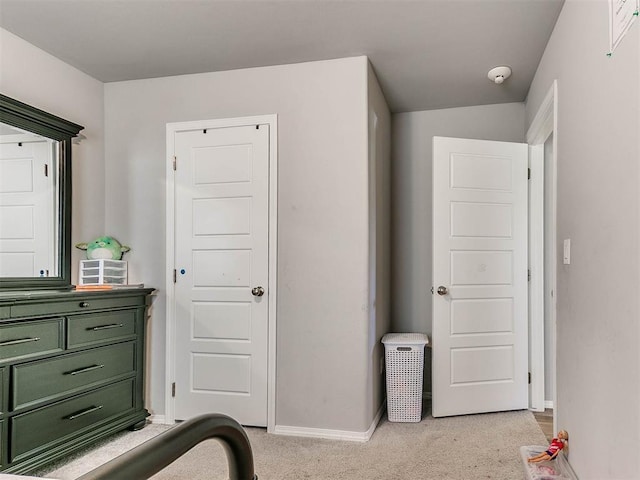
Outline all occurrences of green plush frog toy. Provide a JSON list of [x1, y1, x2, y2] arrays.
[[75, 236, 131, 260]]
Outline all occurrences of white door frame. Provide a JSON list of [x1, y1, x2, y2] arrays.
[[526, 81, 557, 415], [165, 115, 278, 432]]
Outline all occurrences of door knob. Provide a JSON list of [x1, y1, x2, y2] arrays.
[[251, 286, 265, 297], [437, 286, 448, 296]]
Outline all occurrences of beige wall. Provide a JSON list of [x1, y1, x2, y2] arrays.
[[526, 2, 639, 478], [104, 56, 382, 433], [0, 28, 105, 282]]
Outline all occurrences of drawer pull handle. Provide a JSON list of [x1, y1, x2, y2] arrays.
[[0, 337, 40, 347], [65, 405, 103, 420], [89, 323, 124, 331], [66, 364, 105, 376]]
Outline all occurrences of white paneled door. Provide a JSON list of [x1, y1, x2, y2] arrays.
[[173, 124, 269, 426], [432, 136, 528, 418], [0, 138, 54, 277]]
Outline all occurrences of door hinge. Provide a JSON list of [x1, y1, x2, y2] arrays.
[[528, 269, 531, 282], [44, 164, 49, 177], [528, 372, 531, 384], [171, 382, 176, 397], [528, 168, 531, 180], [173, 156, 177, 171], [173, 269, 177, 283]]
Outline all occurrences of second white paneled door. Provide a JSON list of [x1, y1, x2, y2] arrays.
[[432, 136, 528, 418], [173, 124, 269, 426]]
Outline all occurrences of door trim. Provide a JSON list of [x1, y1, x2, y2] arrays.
[[165, 115, 278, 432], [526, 80, 557, 416], [527, 143, 544, 412]]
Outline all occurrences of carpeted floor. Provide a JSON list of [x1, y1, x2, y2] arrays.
[[38, 407, 547, 480]]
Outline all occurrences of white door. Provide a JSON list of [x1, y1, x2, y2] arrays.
[[432, 136, 528, 418], [0, 137, 55, 277], [173, 124, 269, 426]]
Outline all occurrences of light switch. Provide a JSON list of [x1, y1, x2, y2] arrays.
[[563, 239, 571, 265]]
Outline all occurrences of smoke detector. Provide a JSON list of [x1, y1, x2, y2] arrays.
[[488, 66, 512, 85]]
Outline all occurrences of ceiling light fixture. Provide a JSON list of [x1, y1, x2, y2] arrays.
[[487, 66, 512, 85]]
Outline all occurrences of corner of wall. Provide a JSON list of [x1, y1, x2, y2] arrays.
[[365, 60, 392, 430]]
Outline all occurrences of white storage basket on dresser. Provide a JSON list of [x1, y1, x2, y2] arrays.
[[79, 259, 128, 285], [382, 333, 430, 422]]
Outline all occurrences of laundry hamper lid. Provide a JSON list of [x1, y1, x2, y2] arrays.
[[382, 333, 429, 346]]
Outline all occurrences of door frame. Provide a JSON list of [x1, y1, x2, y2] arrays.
[[164, 115, 278, 432], [526, 81, 557, 415]]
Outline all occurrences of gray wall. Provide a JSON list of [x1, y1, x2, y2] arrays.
[[0, 28, 105, 281], [2, 34, 390, 435], [390, 103, 525, 392], [104, 56, 380, 433], [525, 2, 639, 478]]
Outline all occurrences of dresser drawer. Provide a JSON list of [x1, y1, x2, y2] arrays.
[[12, 342, 136, 411], [0, 318, 64, 364], [0, 419, 5, 469], [10, 379, 135, 462], [10, 295, 145, 319], [0, 368, 5, 415], [67, 310, 136, 348]]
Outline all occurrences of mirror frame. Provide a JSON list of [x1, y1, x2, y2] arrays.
[[0, 93, 83, 290]]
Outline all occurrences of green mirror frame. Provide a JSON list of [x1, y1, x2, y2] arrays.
[[0, 93, 83, 290]]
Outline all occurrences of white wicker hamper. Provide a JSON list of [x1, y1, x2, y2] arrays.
[[382, 333, 429, 422]]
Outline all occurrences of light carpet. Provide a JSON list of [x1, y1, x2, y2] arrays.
[[38, 409, 546, 480]]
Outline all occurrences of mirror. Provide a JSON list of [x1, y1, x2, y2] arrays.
[[0, 94, 83, 290], [0, 124, 60, 278]]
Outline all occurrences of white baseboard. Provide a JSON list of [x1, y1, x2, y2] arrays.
[[273, 403, 385, 443], [544, 400, 554, 410], [148, 414, 169, 424]]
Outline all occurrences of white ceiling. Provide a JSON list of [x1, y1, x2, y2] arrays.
[[0, 0, 564, 113]]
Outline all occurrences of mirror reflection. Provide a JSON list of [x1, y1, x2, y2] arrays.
[[0, 122, 60, 277]]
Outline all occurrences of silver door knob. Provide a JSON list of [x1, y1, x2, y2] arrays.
[[437, 286, 448, 296], [252, 286, 265, 297]]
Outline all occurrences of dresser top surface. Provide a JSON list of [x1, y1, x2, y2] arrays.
[[0, 287, 155, 307]]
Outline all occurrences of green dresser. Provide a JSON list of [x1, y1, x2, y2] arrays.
[[0, 288, 153, 474]]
